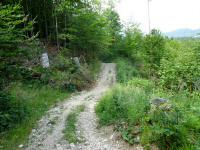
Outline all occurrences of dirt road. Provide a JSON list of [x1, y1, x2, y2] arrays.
[[25, 63, 142, 150]]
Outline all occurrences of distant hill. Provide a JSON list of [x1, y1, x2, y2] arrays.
[[165, 28, 200, 38]]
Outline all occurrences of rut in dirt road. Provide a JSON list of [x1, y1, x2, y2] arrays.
[[25, 63, 142, 150]]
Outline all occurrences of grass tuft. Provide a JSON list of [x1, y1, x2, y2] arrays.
[[64, 105, 85, 143]]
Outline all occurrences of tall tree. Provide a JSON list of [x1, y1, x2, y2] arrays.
[[0, 4, 33, 87]]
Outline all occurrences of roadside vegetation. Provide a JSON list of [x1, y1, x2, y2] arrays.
[[0, 83, 69, 149], [64, 105, 85, 144], [1, 0, 200, 150], [96, 78, 200, 149], [96, 27, 200, 149], [0, 1, 117, 149]]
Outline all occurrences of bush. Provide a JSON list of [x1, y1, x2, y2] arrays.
[[96, 78, 200, 149], [96, 83, 150, 144], [52, 52, 75, 72], [143, 29, 166, 77], [87, 59, 101, 81], [0, 91, 28, 132], [159, 40, 200, 91], [140, 91, 200, 149], [127, 77, 154, 93], [96, 83, 150, 125], [34, 52, 100, 92], [115, 58, 139, 83], [0, 82, 69, 149], [141, 104, 188, 149]]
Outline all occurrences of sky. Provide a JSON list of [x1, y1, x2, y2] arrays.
[[115, 0, 200, 33]]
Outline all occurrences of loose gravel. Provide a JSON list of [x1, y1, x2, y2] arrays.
[[25, 63, 143, 150]]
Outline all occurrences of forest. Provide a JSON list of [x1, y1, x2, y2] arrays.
[[0, 0, 200, 150]]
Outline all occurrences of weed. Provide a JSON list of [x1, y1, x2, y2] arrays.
[[64, 105, 85, 143], [96, 77, 200, 149], [0, 83, 69, 150], [115, 58, 139, 84]]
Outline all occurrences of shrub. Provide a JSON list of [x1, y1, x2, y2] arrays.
[[52, 52, 75, 72], [96, 83, 150, 126], [141, 91, 200, 149], [0, 4, 36, 87], [143, 29, 166, 77], [115, 58, 139, 83], [96, 78, 200, 149], [36, 52, 99, 91], [0, 90, 28, 132], [96, 83, 150, 145], [127, 77, 154, 93], [159, 40, 200, 91], [96, 85, 129, 125], [141, 105, 188, 149]]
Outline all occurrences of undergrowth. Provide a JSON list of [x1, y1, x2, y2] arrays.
[[0, 83, 69, 150], [0, 52, 100, 150], [115, 58, 139, 84], [96, 78, 200, 149]]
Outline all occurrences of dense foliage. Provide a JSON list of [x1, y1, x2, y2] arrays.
[[159, 40, 200, 91], [1, 0, 200, 149], [0, 2, 118, 148], [0, 4, 34, 88], [96, 78, 200, 149], [96, 24, 200, 149]]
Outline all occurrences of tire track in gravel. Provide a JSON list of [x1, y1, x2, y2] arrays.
[[25, 63, 143, 150]]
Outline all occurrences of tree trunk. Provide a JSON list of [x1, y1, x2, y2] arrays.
[[53, 0, 59, 50], [64, 13, 67, 47], [29, 0, 34, 36], [44, 0, 48, 42], [55, 14, 59, 50]]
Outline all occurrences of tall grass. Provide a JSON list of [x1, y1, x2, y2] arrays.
[[96, 84, 150, 126], [88, 59, 101, 81], [115, 58, 139, 84], [96, 78, 200, 149], [0, 83, 69, 150]]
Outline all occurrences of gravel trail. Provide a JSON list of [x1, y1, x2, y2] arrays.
[[25, 63, 143, 150]]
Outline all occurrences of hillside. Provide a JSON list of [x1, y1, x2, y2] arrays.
[[165, 28, 200, 38]]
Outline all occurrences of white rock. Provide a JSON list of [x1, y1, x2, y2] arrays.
[[84, 141, 89, 146], [56, 144, 63, 150], [70, 143, 75, 148], [109, 134, 114, 140], [134, 136, 140, 143], [18, 144, 24, 148], [103, 139, 108, 142], [41, 53, 50, 68], [77, 130, 80, 134]]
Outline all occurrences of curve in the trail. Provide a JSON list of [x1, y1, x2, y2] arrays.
[[25, 63, 143, 150]]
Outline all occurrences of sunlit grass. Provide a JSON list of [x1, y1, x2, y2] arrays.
[[0, 83, 70, 150], [64, 105, 85, 143]]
